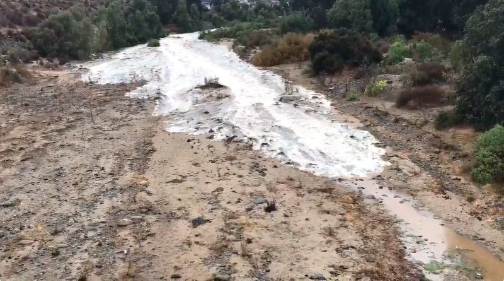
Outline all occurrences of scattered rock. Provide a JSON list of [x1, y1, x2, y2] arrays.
[[131, 216, 144, 221], [117, 219, 132, 227], [309, 274, 327, 280], [171, 273, 182, 279], [191, 217, 210, 228], [365, 195, 376, 200], [279, 95, 302, 103], [18, 240, 34, 245], [0, 200, 17, 208], [214, 274, 231, 281], [497, 218, 504, 230], [253, 197, 268, 205]]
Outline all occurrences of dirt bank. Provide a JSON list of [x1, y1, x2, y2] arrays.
[[0, 71, 423, 280]]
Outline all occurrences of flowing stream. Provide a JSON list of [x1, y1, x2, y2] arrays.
[[81, 32, 504, 280]]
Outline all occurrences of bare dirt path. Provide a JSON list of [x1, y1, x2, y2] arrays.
[[0, 71, 423, 280]]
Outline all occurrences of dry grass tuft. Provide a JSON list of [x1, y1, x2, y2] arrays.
[[251, 33, 315, 67], [396, 86, 446, 109]]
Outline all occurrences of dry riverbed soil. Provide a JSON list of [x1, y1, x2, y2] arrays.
[[0, 70, 425, 280]]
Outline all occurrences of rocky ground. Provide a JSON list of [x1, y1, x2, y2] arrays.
[[0, 70, 424, 280]]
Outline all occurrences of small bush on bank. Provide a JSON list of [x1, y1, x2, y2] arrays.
[[347, 92, 359, 101], [448, 40, 464, 72], [251, 33, 314, 66], [472, 125, 504, 185], [387, 40, 411, 65], [435, 111, 465, 130], [147, 39, 160, 47], [396, 86, 445, 108], [411, 63, 447, 85], [368, 80, 388, 96], [0, 66, 31, 87]]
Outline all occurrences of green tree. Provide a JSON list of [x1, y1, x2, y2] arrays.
[[173, 0, 193, 32], [278, 13, 314, 34], [99, 1, 132, 50], [456, 0, 504, 126], [327, 0, 373, 34], [190, 3, 202, 30], [369, 0, 399, 36], [126, 0, 163, 43], [28, 9, 97, 59]]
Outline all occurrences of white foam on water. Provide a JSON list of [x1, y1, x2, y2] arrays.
[[81, 32, 386, 178]]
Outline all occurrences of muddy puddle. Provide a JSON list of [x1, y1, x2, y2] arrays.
[[343, 179, 504, 280]]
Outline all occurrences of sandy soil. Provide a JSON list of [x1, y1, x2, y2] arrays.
[[0, 71, 424, 280]]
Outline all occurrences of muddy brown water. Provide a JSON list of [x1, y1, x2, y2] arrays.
[[446, 230, 504, 281], [344, 179, 504, 280]]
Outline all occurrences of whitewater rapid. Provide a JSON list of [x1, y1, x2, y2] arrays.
[[82, 32, 387, 177]]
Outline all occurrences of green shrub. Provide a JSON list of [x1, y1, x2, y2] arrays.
[[415, 40, 433, 61], [147, 39, 160, 47], [347, 92, 360, 101], [435, 111, 464, 130], [368, 80, 388, 96], [472, 125, 504, 185], [278, 13, 314, 34], [387, 40, 411, 65], [448, 40, 464, 72]]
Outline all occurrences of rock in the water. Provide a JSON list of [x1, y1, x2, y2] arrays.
[[279, 95, 302, 103]]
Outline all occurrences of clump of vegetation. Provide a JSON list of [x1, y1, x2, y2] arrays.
[[347, 92, 360, 101], [0, 66, 31, 87], [147, 39, 160, 47], [395, 86, 445, 108], [471, 125, 504, 185], [251, 33, 314, 67], [424, 261, 447, 274], [368, 80, 388, 96], [199, 77, 225, 89], [411, 63, 447, 86], [387, 39, 411, 65], [309, 28, 382, 75], [434, 111, 465, 130], [448, 40, 464, 72], [199, 21, 275, 56]]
